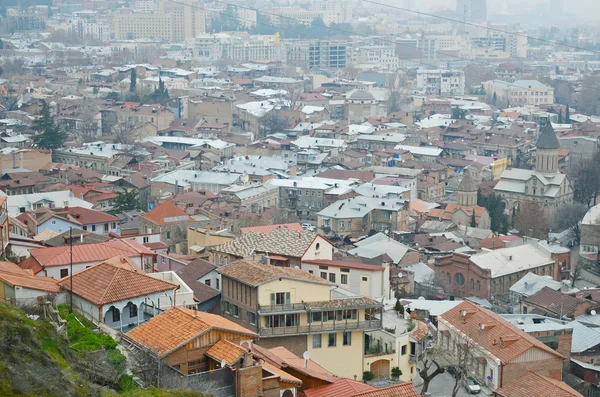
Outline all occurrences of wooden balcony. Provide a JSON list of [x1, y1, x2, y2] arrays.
[[259, 319, 381, 337]]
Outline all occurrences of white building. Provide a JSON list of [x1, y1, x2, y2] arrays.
[[417, 69, 465, 96]]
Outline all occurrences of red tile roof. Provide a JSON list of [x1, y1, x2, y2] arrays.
[[23, 240, 153, 269], [302, 259, 385, 272], [240, 223, 303, 235], [352, 383, 420, 397], [0, 261, 60, 292], [305, 378, 376, 397], [124, 307, 257, 357], [440, 301, 564, 363], [56, 262, 176, 305], [251, 345, 337, 383], [495, 371, 581, 397], [205, 338, 248, 366], [141, 200, 193, 226]]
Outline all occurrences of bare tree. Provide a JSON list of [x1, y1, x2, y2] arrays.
[[554, 202, 588, 245], [258, 113, 289, 139], [429, 336, 481, 397], [570, 249, 588, 288], [111, 118, 143, 145], [417, 358, 445, 394], [513, 201, 548, 239], [387, 91, 402, 114], [464, 64, 497, 88], [75, 101, 101, 142]]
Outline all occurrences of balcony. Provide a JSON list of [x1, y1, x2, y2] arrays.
[[259, 303, 307, 314], [259, 319, 381, 337]]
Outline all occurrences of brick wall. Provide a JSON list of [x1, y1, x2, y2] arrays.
[[236, 364, 263, 397], [502, 357, 563, 387]]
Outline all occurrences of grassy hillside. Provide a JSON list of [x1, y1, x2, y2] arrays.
[[0, 302, 207, 397]]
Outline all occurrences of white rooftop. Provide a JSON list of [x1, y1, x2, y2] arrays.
[[470, 245, 554, 278]]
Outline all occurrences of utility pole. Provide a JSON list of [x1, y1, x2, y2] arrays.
[[69, 227, 73, 313]]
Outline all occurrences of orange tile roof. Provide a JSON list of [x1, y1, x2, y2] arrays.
[[141, 200, 193, 226], [352, 383, 420, 397], [25, 240, 152, 268], [0, 261, 60, 292], [205, 338, 247, 366], [240, 223, 303, 235], [304, 378, 376, 397], [57, 263, 176, 305], [411, 320, 429, 341], [218, 260, 332, 287], [440, 301, 564, 363], [261, 361, 302, 385], [495, 371, 581, 397], [256, 345, 337, 383], [124, 307, 258, 357]]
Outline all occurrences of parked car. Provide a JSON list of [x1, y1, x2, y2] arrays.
[[463, 376, 481, 394], [302, 223, 316, 232]]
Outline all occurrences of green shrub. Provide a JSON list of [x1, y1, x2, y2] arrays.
[[363, 371, 375, 381], [391, 366, 402, 378]]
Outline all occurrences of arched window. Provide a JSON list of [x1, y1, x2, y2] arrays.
[[470, 279, 475, 290], [455, 273, 465, 286], [447, 272, 451, 285], [476, 281, 481, 292]]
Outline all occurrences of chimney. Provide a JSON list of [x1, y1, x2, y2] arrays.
[[80, 233, 83, 243]]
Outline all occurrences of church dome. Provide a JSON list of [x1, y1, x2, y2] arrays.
[[536, 122, 560, 150]]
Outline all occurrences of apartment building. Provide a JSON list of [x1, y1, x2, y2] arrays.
[[317, 196, 409, 235], [483, 80, 554, 106], [268, 7, 342, 26], [416, 69, 465, 96], [218, 260, 383, 379], [113, 0, 205, 42], [285, 40, 347, 69], [100, 103, 175, 136], [352, 46, 399, 70], [194, 33, 284, 62]]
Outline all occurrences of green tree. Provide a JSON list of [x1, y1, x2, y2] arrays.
[[451, 107, 467, 119], [106, 91, 120, 101], [111, 189, 145, 214], [394, 299, 404, 316], [92, 86, 100, 96], [144, 77, 169, 104], [32, 101, 67, 150], [470, 210, 477, 227], [558, 109, 563, 124], [478, 192, 509, 234], [493, 91, 497, 104], [566, 104, 570, 122], [129, 68, 136, 93]]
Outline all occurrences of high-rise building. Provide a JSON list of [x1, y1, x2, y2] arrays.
[[113, 0, 205, 42], [456, 0, 487, 23]]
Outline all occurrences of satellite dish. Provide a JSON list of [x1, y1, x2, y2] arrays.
[[592, 310, 597, 316], [221, 359, 227, 368], [302, 351, 311, 360], [480, 323, 486, 331]]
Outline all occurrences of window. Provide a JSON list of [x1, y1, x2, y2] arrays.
[[232, 305, 239, 317], [341, 274, 348, 284], [401, 345, 407, 355], [112, 308, 120, 322], [60, 269, 69, 278], [143, 236, 149, 243], [319, 265, 328, 270], [111, 223, 116, 229], [343, 331, 352, 346], [341, 268, 350, 273], [91, 225, 96, 231], [52, 220, 56, 224], [104, 224, 109, 233], [248, 312, 256, 325], [470, 279, 475, 290], [205, 279, 211, 287], [309, 270, 314, 274], [129, 304, 137, 318], [329, 273, 336, 283], [83, 225, 88, 231], [166, 231, 171, 239], [362, 276, 368, 282], [313, 334, 322, 348], [224, 301, 230, 314], [476, 280, 481, 292], [328, 333, 337, 347], [348, 220, 352, 229], [339, 221, 345, 229], [312, 312, 322, 322], [454, 272, 465, 286], [320, 272, 327, 279], [216, 278, 220, 290], [271, 292, 290, 305]]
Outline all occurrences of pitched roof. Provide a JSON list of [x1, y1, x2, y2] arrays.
[[175, 259, 221, 303], [494, 371, 581, 397], [440, 301, 565, 363], [302, 259, 385, 272], [124, 307, 257, 357], [523, 286, 586, 317], [251, 345, 337, 383], [23, 240, 152, 269], [458, 171, 478, 192], [141, 200, 193, 226], [352, 383, 420, 397], [205, 338, 247, 366], [536, 122, 560, 150], [0, 261, 60, 292], [304, 378, 376, 397], [218, 260, 332, 287], [261, 361, 303, 385], [57, 262, 176, 305], [213, 228, 317, 258], [240, 223, 303, 235], [32, 228, 60, 241], [411, 320, 429, 341]]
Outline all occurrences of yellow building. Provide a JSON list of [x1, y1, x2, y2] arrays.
[[218, 260, 383, 379], [113, 0, 205, 42], [490, 156, 509, 179], [187, 227, 235, 255]]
